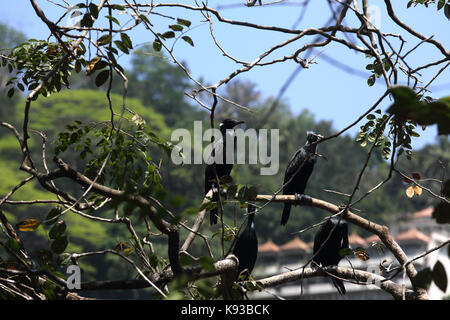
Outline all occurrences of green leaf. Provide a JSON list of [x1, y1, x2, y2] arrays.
[[120, 33, 133, 49], [7, 87, 14, 98], [181, 36, 194, 47], [179, 254, 196, 267], [169, 24, 183, 31], [199, 201, 217, 212], [42, 280, 57, 300], [95, 70, 110, 87], [219, 175, 233, 185], [153, 40, 162, 52], [49, 220, 66, 239], [97, 34, 112, 46], [367, 74, 375, 86], [198, 256, 215, 272], [138, 14, 150, 25], [51, 235, 68, 254], [338, 247, 353, 258], [445, 4, 450, 19], [432, 260, 448, 292], [162, 31, 175, 39], [114, 40, 129, 54], [45, 207, 62, 226], [57, 253, 72, 267], [227, 184, 238, 199], [105, 15, 120, 26], [111, 5, 125, 10], [6, 238, 21, 253], [177, 18, 192, 27]]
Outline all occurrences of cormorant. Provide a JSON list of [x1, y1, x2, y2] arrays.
[[280, 131, 323, 226], [205, 118, 244, 225], [312, 216, 349, 295], [232, 204, 258, 280]]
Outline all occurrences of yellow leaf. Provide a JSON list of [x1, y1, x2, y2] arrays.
[[86, 56, 101, 75], [114, 242, 130, 252], [356, 250, 370, 261], [413, 185, 422, 196], [16, 219, 40, 232], [406, 186, 415, 198]]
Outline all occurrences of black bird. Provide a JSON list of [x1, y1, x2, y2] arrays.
[[280, 131, 323, 226], [205, 118, 244, 225], [312, 216, 349, 295], [232, 204, 258, 280]]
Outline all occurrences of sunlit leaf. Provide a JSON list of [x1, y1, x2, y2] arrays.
[[355, 248, 370, 261], [86, 56, 101, 75], [406, 186, 415, 198], [413, 185, 422, 196], [114, 242, 130, 252], [16, 219, 40, 232]]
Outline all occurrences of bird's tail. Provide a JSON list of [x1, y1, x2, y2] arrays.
[[281, 203, 291, 226], [210, 208, 218, 225], [331, 277, 346, 295]]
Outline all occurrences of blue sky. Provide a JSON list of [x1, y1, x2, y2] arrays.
[[1, 1, 449, 149]]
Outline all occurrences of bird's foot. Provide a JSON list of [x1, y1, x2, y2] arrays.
[[294, 193, 312, 205]]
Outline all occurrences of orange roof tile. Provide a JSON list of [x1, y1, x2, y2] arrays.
[[279, 236, 310, 252], [348, 232, 367, 247], [258, 239, 280, 253], [413, 207, 433, 219], [395, 228, 430, 243]]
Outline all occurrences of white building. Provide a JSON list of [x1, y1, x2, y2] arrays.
[[250, 207, 450, 300]]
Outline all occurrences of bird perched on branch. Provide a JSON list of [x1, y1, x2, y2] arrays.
[[232, 204, 258, 280], [280, 131, 323, 226], [245, 0, 262, 7], [312, 216, 349, 295], [205, 118, 244, 225]]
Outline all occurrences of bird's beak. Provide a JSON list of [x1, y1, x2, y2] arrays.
[[233, 120, 245, 127], [315, 133, 324, 140]]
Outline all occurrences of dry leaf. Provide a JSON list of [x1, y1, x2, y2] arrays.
[[114, 242, 130, 252], [413, 185, 423, 196], [402, 177, 413, 183], [406, 186, 415, 198], [86, 57, 101, 75], [356, 249, 370, 261], [16, 219, 40, 232], [411, 173, 421, 180]]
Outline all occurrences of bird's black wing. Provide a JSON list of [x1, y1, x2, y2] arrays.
[[232, 224, 258, 279], [313, 219, 332, 256], [283, 148, 306, 194], [340, 221, 349, 250]]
